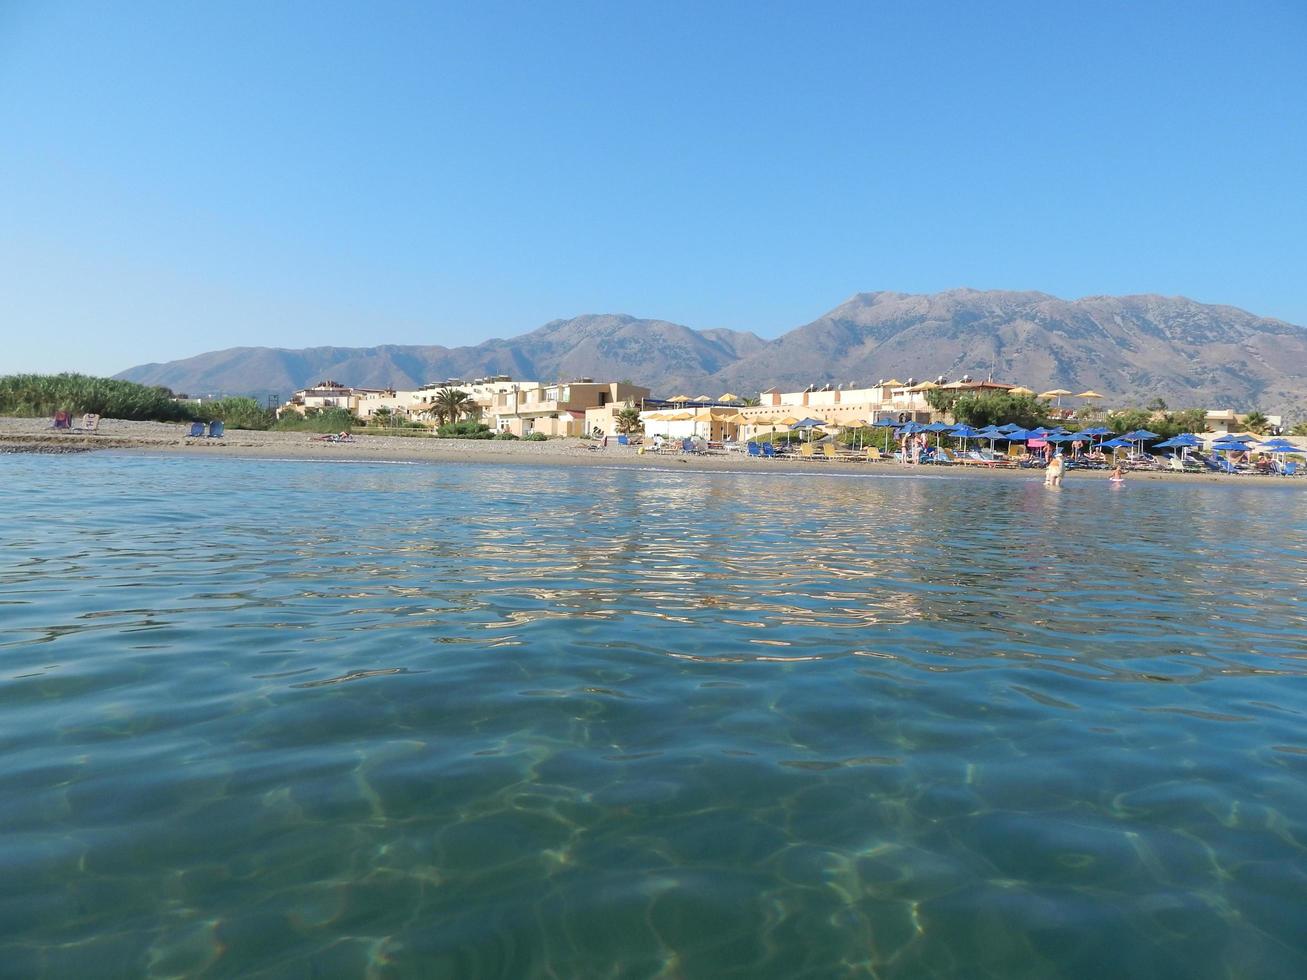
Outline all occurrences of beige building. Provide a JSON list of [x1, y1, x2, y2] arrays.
[[355, 376, 523, 423], [491, 380, 650, 437], [279, 381, 382, 417], [728, 379, 1017, 439], [1204, 409, 1283, 436]]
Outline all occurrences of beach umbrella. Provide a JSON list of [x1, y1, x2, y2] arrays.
[[717, 392, 742, 403], [950, 424, 980, 450], [871, 417, 897, 450], [998, 422, 1023, 433], [792, 417, 826, 443], [1039, 388, 1073, 410], [1076, 390, 1104, 400], [1010, 386, 1036, 396]]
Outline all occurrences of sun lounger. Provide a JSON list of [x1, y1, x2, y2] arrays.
[[747, 441, 761, 457], [961, 451, 1012, 468], [799, 443, 815, 459], [77, 413, 101, 433], [207, 421, 225, 439], [866, 447, 885, 462], [762, 442, 776, 458], [616, 435, 629, 446], [186, 421, 206, 437], [1284, 461, 1299, 476]]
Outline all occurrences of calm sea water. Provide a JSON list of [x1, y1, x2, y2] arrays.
[[1, 454, 1305, 978]]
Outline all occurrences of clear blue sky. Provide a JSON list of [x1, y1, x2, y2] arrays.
[[2, 0, 1304, 375]]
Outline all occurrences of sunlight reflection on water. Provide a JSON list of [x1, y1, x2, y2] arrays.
[[1, 453, 1305, 978]]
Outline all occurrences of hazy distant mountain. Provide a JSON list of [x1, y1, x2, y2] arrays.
[[713, 290, 1307, 415], [116, 315, 765, 402], [115, 291, 1307, 415]]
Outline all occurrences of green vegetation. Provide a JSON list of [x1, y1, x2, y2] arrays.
[[1291, 421, 1307, 437], [523, 432, 548, 442], [614, 403, 643, 435], [926, 388, 1050, 429], [493, 430, 518, 440], [0, 373, 197, 421], [1107, 407, 1207, 439], [753, 430, 803, 445], [272, 407, 359, 433], [435, 420, 495, 439], [202, 397, 275, 430], [432, 387, 474, 425], [1241, 411, 1269, 435]]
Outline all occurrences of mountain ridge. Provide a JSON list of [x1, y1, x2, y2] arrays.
[[113, 290, 1307, 415]]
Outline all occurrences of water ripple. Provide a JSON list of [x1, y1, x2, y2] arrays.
[[0, 453, 1305, 978]]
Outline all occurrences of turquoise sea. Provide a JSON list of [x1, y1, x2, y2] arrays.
[[2, 453, 1305, 978]]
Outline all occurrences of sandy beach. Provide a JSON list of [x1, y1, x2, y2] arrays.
[[2, 416, 1302, 486]]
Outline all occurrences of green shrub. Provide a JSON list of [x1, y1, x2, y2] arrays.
[[523, 432, 548, 442], [754, 431, 802, 444], [493, 431, 519, 440], [436, 420, 495, 439], [273, 408, 359, 433], [202, 397, 273, 430], [0, 373, 196, 421]]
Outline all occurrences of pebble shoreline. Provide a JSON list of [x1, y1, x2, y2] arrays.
[[1, 416, 1301, 487]]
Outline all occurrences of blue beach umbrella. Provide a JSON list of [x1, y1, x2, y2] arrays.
[[792, 417, 826, 442], [871, 417, 898, 451], [950, 424, 980, 450], [997, 422, 1023, 433]]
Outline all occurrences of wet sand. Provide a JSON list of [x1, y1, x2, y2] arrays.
[[2, 417, 1301, 486]]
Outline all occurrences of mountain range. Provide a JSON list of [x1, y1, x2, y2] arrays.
[[115, 289, 1307, 416]]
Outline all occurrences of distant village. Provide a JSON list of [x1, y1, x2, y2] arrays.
[[278, 376, 1279, 443]]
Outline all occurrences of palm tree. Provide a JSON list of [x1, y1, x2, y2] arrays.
[[433, 387, 473, 425], [740, 396, 761, 407], [614, 403, 642, 435], [1241, 411, 1269, 435]]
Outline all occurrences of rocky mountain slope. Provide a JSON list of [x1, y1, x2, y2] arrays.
[[114, 291, 1307, 414]]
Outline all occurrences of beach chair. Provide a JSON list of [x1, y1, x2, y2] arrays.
[[78, 413, 101, 433], [207, 421, 225, 439], [1284, 461, 1299, 477], [822, 443, 842, 461], [616, 435, 628, 446], [51, 411, 73, 430], [866, 447, 884, 462], [762, 442, 776, 458], [799, 443, 815, 459], [186, 421, 206, 437], [747, 441, 761, 457], [936, 447, 960, 465]]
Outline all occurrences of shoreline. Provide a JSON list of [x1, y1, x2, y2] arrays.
[[2, 417, 1303, 487]]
